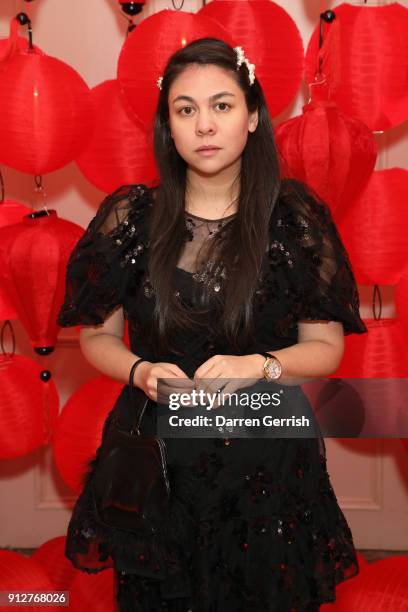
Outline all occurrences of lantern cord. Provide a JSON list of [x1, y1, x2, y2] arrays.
[[33, 175, 50, 217], [171, 0, 185, 9], [372, 284, 382, 320], [16, 12, 33, 50], [0, 320, 16, 358], [0, 169, 4, 203]]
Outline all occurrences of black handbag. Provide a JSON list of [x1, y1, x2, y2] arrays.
[[91, 359, 170, 534]]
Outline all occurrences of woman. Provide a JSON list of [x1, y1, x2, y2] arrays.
[[57, 37, 367, 612]]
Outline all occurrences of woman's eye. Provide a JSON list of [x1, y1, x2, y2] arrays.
[[216, 102, 231, 112], [177, 103, 231, 116]]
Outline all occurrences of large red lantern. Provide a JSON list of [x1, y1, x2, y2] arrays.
[[117, 9, 234, 130], [32, 536, 78, 591], [333, 556, 408, 611], [0, 211, 84, 352], [0, 48, 93, 175], [76, 80, 158, 194], [52, 376, 124, 494], [305, 3, 408, 132], [69, 568, 115, 611], [338, 169, 408, 285], [199, 0, 304, 119], [275, 99, 377, 216], [0, 550, 60, 610], [0, 353, 59, 459], [396, 264, 408, 336]]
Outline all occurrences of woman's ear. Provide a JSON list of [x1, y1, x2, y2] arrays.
[[248, 108, 258, 133]]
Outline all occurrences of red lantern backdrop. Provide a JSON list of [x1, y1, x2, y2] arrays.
[[76, 80, 158, 194], [333, 556, 408, 611], [32, 536, 78, 591], [0, 211, 84, 351], [0, 48, 93, 175], [335, 318, 408, 379], [0, 36, 41, 66], [396, 264, 408, 337], [69, 568, 115, 612], [0, 199, 31, 321], [199, 0, 304, 119], [0, 353, 59, 459], [275, 99, 377, 216], [0, 550, 61, 611], [117, 9, 234, 130], [338, 169, 408, 285], [305, 3, 408, 132], [52, 376, 124, 494]]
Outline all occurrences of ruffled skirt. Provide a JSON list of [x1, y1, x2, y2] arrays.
[[64, 386, 359, 611]]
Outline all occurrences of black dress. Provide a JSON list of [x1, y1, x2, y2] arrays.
[[56, 180, 368, 612]]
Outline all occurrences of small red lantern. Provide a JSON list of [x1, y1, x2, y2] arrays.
[[199, 0, 304, 119], [305, 3, 408, 132], [0, 210, 85, 352], [76, 80, 157, 193], [117, 9, 234, 130], [275, 99, 377, 216], [338, 169, 408, 285], [0, 353, 59, 459], [0, 47, 93, 175]]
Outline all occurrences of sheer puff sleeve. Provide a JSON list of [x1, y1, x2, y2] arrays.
[[56, 184, 151, 328], [269, 178, 368, 336]]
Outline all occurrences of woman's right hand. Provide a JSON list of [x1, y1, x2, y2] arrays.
[[133, 361, 196, 403]]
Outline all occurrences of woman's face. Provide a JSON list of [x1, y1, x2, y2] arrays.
[[168, 64, 258, 176]]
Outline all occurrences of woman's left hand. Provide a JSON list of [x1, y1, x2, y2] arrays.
[[193, 354, 264, 408]]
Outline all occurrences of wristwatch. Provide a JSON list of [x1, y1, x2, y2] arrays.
[[258, 351, 282, 381]]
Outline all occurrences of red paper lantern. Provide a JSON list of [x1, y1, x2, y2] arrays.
[[0, 210, 84, 351], [0, 34, 42, 66], [305, 3, 408, 132], [396, 264, 408, 339], [32, 536, 78, 591], [0, 354, 59, 459], [275, 99, 377, 216], [52, 376, 124, 494], [69, 568, 115, 612], [0, 550, 60, 610], [0, 199, 31, 321], [333, 556, 408, 611], [335, 318, 408, 379], [117, 9, 234, 130], [199, 0, 304, 119], [338, 169, 408, 285], [0, 48, 93, 175], [76, 80, 158, 194]]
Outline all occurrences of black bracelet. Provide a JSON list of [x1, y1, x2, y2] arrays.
[[129, 358, 147, 391]]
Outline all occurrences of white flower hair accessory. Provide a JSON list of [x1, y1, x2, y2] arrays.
[[156, 45, 256, 90], [233, 46, 256, 86]]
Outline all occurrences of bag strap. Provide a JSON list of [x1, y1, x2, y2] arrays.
[[129, 359, 149, 434]]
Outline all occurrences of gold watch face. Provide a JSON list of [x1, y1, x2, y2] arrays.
[[264, 357, 282, 380]]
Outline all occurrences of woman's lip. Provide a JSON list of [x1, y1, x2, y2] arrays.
[[196, 147, 221, 155]]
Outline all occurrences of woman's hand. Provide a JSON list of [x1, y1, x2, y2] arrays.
[[134, 361, 195, 403], [193, 354, 265, 407]]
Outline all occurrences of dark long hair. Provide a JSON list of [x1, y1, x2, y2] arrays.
[[148, 37, 282, 356]]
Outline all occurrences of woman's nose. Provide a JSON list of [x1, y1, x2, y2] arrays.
[[195, 111, 216, 135]]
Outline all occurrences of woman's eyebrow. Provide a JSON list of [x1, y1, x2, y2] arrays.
[[172, 91, 236, 104]]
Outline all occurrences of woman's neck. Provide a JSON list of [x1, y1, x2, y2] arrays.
[[185, 166, 240, 220]]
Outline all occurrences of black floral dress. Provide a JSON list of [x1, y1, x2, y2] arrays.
[[57, 179, 368, 612]]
